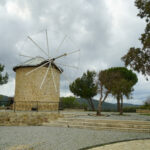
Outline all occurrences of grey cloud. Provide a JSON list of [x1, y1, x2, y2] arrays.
[[0, 0, 149, 104]]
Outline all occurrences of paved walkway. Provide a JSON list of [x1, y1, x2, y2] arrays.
[[90, 139, 150, 150]]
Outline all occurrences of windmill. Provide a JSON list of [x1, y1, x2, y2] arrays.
[[13, 29, 80, 111]]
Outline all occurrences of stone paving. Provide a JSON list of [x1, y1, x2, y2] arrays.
[[90, 139, 150, 150]]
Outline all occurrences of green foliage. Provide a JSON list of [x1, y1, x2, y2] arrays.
[[135, 0, 150, 22], [81, 103, 88, 110], [122, 0, 150, 78], [98, 67, 138, 115], [139, 96, 150, 110], [69, 70, 97, 99], [0, 64, 8, 85], [145, 96, 150, 104], [60, 96, 88, 109], [123, 106, 139, 112], [99, 67, 138, 99], [69, 70, 97, 110], [107, 67, 138, 84], [140, 103, 150, 109], [107, 67, 137, 98]]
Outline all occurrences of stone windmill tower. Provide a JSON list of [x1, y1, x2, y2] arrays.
[[13, 30, 79, 111]]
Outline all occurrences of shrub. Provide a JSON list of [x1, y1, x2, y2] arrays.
[[123, 106, 140, 112], [60, 96, 88, 110], [60, 96, 79, 109], [140, 104, 150, 110]]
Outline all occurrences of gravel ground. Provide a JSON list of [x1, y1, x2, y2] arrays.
[[0, 126, 150, 150], [62, 111, 150, 121]]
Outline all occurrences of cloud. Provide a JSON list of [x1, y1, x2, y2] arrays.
[[0, 0, 149, 105]]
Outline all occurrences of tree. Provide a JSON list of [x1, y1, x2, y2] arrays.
[[140, 96, 150, 110], [69, 70, 97, 111], [97, 67, 138, 115], [97, 70, 111, 115], [0, 64, 8, 85], [121, 0, 150, 79], [145, 96, 150, 105]]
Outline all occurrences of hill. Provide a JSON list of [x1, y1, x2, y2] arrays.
[[0, 95, 12, 106], [76, 98, 140, 111], [0, 95, 140, 110], [0, 95, 9, 101]]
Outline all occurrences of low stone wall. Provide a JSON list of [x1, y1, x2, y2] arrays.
[[136, 109, 150, 113], [14, 101, 59, 111], [0, 112, 63, 126]]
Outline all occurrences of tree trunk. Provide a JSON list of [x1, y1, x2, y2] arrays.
[[117, 97, 120, 112], [89, 98, 95, 111], [120, 96, 123, 115], [97, 91, 109, 116], [87, 99, 92, 110], [97, 100, 102, 116]]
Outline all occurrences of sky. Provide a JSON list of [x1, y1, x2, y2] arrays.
[[0, 0, 149, 105]]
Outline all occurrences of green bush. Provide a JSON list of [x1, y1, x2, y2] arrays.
[[102, 109, 117, 112], [140, 104, 150, 110], [60, 96, 88, 110], [81, 103, 88, 110], [123, 106, 140, 112], [60, 96, 79, 108]]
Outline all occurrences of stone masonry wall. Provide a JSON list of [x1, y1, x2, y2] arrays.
[[14, 66, 60, 111], [14, 101, 59, 111]]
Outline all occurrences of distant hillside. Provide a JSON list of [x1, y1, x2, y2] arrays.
[[0, 94, 140, 109], [0, 95, 12, 106], [76, 98, 140, 111], [0, 95, 9, 101]]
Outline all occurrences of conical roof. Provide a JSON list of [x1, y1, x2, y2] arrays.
[[13, 56, 62, 73], [22, 56, 45, 66]]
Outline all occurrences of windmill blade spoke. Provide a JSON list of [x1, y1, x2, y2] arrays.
[[53, 53, 67, 60], [26, 61, 49, 76], [27, 36, 48, 57], [19, 54, 35, 59], [66, 49, 80, 56], [53, 49, 80, 61], [55, 35, 67, 51], [51, 65, 57, 92], [55, 62, 79, 69], [40, 62, 51, 89], [45, 29, 50, 58]]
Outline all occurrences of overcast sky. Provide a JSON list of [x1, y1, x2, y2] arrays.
[[0, 0, 149, 105]]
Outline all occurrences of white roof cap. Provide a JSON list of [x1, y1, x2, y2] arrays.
[[13, 56, 63, 73], [23, 56, 45, 66]]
